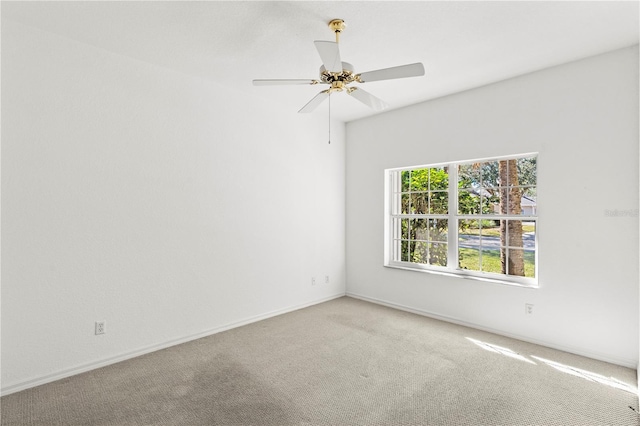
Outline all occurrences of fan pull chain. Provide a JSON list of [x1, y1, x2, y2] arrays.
[[328, 93, 331, 144]]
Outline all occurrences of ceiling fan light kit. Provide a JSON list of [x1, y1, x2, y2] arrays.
[[252, 19, 425, 114]]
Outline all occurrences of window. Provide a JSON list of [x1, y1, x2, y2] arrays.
[[385, 154, 537, 286]]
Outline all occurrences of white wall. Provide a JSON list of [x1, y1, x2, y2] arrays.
[[1, 21, 346, 394], [346, 46, 639, 367]]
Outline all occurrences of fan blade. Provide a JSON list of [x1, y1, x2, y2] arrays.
[[314, 41, 342, 73], [298, 91, 330, 113], [357, 63, 425, 83], [253, 79, 318, 86], [347, 87, 389, 111]]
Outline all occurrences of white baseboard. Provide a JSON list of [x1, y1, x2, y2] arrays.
[[1, 292, 346, 396], [346, 292, 637, 369]]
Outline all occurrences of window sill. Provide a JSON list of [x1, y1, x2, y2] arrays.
[[384, 263, 539, 289]]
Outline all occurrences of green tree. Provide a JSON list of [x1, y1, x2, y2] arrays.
[[400, 168, 448, 265]]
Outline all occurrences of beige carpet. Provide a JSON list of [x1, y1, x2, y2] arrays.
[[2, 296, 638, 425]]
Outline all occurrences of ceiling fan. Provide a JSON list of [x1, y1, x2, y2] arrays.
[[252, 19, 425, 113]]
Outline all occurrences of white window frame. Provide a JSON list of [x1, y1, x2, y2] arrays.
[[384, 153, 538, 288]]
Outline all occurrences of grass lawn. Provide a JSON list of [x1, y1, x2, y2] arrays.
[[459, 248, 535, 277]]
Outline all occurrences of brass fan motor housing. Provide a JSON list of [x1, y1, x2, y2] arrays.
[[319, 61, 356, 86]]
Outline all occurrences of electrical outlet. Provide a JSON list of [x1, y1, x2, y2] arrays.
[[525, 304, 534, 315], [325, 275, 329, 284], [95, 321, 106, 335], [311, 277, 316, 286]]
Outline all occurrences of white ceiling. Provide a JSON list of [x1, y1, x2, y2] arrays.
[[3, 1, 639, 122]]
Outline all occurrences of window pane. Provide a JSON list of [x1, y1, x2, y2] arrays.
[[429, 219, 448, 242], [481, 249, 502, 274], [429, 167, 449, 190], [516, 156, 537, 187], [429, 243, 447, 266], [507, 248, 533, 277], [459, 247, 480, 271], [481, 161, 499, 188], [458, 220, 479, 271], [505, 220, 524, 248], [494, 187, 509, 215], [511, 187, 524, 215], [522, 221, 536, 251], [411, 192, 429, 214], [412, 241, 428, 264], [458, 190, 480, 214], [479, 222, 500, 249], [523, 248, 536, 278], [458, 219, 475, 240], [410, 218, 429, 241], [401, 240, 410, 262], [401, 193, 411, 214], [401, 170, 411, 192], [520, 187, 537, 216], [430, 191, 448, 214], [458, 164, 480, 189], [400, 219, 409, 240], [409, 169, 430, 191], [482, 191, 500, 214]]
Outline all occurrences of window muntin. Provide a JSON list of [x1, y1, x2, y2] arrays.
[[386, 154, 537, 286]]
